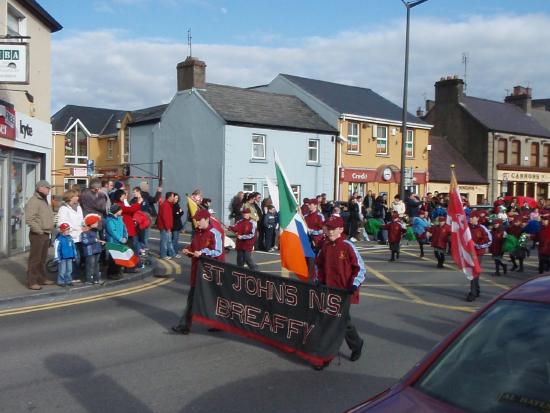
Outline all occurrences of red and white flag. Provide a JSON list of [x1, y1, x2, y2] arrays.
[[446, 169, 481, 280]]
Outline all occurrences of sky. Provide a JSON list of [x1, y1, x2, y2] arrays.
[[42, 0, 550, 115]]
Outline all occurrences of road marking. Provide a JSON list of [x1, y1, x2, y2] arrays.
[[257, 259, 282, 266], [363, 263, 425, 303], [0, 278, 173, 317], [149, 253, 181, 274], [360, 291, 476, 313]]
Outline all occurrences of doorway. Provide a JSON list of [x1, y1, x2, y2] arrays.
[[10, 160, 38, 253]]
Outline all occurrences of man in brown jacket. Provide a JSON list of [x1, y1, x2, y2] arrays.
[[24, 180, 55, 290]]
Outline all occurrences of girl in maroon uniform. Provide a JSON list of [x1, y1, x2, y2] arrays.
[[427, 216, 451, 268], [489, 219, 507, 276], [382, 212, 406, 261], [228, 208, 258, 271]]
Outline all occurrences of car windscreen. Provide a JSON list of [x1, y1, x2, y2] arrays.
[[414, 300, 550, 413]]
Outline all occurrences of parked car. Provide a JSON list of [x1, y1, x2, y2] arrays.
[[346, 275, 550, 413]]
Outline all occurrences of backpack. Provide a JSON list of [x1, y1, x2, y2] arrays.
[[133, 210, 151, 230]]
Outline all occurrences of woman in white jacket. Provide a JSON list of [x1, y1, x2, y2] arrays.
[[56, 190, 84, 280], [391, 194, 406, 217]]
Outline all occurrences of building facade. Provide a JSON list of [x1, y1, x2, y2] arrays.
[[425, 78, 550, 202], [256, 74, 432, 201], [129, 58, 337, 223], [0, 0, 61, 256], [51, 105, 130, 196]]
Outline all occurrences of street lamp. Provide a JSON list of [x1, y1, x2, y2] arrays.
[[399, 0, 428, 200]]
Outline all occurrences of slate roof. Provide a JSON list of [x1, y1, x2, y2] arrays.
[[533, 99, 550, 111], [129, 104, 169, 126], [459, 96, 550, 138], [18, 0, 62, 32], [51, 105, 128, 135], [531, 108, 550, 133], [199, 84, 336, 133], [278, 74, 429, 126], [428, 135, 488, 184]]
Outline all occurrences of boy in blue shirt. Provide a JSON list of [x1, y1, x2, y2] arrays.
[[54, 222, 77, 287]]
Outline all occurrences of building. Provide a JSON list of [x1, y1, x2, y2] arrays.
[[51, 105, 130, 195], [0, 0, 61, 256], [128, 57, 337, 223], [427, 136, 488, 204], [255, 74, 432, 200], [424, 78, 550, 202]]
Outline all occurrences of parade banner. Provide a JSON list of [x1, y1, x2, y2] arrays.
[[192, 258, 351, 367]]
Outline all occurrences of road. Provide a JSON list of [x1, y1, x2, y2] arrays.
[[0, 231, 531, 413]]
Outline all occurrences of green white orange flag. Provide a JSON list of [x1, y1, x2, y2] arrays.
[[106, 242, 139, 268]]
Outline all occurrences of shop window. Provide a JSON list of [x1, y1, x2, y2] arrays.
[[107, 139, 115, 160], [497, 138, 507, 164], [531, 142, 540, 167], [64, 123, 89, 165], [511, 140, 520, 166], [308, 139, 319, 163], [405, 130, 414, 158], [347, 122, 359, 153], [375, 125, 388, 155], [348, 183, 366, 198], [252, 134, 266, 160], [543, 144, 550, 168], [290, 184, 301, 204]]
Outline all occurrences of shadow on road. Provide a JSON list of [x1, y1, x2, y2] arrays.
[[44, 353, 153, 413]]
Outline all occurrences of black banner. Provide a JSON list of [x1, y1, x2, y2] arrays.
[[192, 258, 351, 367]]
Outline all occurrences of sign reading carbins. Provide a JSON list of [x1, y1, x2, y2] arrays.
[[0, 43, 29, 84]]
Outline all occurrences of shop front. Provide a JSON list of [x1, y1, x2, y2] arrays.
[[497, 170, 550, 200], [0, 106, 52, 256], [338, 165, 427, 201], [427, 182, 488, 205]]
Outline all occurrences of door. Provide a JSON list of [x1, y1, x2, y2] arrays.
[[0, 159, 5, 255], [10, 161, 39, 253]]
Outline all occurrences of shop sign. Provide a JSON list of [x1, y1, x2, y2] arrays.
[[0, 99, 16, 139], [73, 167, 87, 177], [15, 112, 52, 149], [339, 168, 376, 183], [0, 43, 29, 84], [498, 171, 550, 183]]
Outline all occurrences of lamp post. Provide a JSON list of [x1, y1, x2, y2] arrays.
[[399, 0, 428, 200]]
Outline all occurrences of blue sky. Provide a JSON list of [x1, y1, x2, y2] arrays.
[[42, 0, 550, 114]]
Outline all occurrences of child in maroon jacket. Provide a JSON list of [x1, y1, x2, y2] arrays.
[[536, 214, 550, 274], [427, 216, 451, 268], [382, 212, 406, 261], [228, 208, 258, 271], [489, 219, 507, 276]]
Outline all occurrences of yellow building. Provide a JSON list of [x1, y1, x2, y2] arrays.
[[51, 105, 130, 195], [259, 74, 432, 200]]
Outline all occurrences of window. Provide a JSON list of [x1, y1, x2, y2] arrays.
[[290, 185, 301, 204], [123, 130, 129, 163], [531, 142, 540, 167], [107, 139, 114, 160], [405, 130, 414, 158], [511, 140, 520, 166], [543, 144, 550, 168], [243, 183, 256, 193], [64, 178, 88, 192], [347, 122, 359, 153], [252, 134, 266, 160], [7, 6, 24, 36], [308, 139, 319, 163], [64, 123, 89, 165], [497, 138, 507, 164], [375, 125, 388, 155], [348, 183, 366, 198]]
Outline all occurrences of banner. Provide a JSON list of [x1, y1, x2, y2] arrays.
[[0, 99, 15, 139], [192, 258, 351, 367]]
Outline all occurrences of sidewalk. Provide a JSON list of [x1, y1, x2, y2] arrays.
[[0, 248, 160, 308]]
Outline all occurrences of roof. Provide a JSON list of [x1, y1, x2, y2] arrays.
[[18, 0, 62, 32], [278, 74, 429, 126], [51, 105, 128, 135], [199, 84, 337, 133], [428, 135, 488, 184], [129, 104, 169, 126], [503, 275, 550, 304], [533, 99, 550, 111], [459, 96, 550, 138], [531, 108, 550, 133]]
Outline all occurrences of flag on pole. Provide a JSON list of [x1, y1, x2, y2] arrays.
[[106, 242, 139, 268], [274, 151, 314, 279], [447, 168, 481, 280], [266, 176, 280, 212], [187, 196, 199, 228]]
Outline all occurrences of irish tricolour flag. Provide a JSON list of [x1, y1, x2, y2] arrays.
[[106, 242, 139, 268], [275, 151, 314, 279]]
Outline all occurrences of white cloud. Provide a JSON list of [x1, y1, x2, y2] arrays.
[[51, 14, 550, 116]]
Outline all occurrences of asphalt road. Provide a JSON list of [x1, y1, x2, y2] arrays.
[[0, 231, 533, 413]]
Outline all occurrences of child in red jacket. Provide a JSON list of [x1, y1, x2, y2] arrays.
[[228, 208, 258, 270], [489, 219, 507, 276], [382, 212, 406, 261], [427, 216, 451, 268]]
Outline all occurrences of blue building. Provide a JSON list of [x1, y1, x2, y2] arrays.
[[128, 57, 337, 223]]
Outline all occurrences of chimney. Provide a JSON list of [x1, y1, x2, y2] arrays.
[[434, 76, 464, 104], [425, 99, 435, 113], [504, 85, 532, 113], [416, 106, 424, 117], [177, 56, 206, 91]]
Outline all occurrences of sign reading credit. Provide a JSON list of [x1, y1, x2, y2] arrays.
[[193, 258, 351, 367], [0, 43, 29, 84]]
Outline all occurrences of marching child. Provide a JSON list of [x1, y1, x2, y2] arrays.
[[508, 216, 525, 272], [54, 222, 77, 287], [536, 214, 550, 274], [489, 219, 507, 276], [412, 209, 431, 258], [81, 214, 105, 284], [229, 207, 258, 270], [427, 216, 451, 268], [382, 212, 406, 261]]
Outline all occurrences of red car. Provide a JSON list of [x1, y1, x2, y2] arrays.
[[347, 276, 550, 413]]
